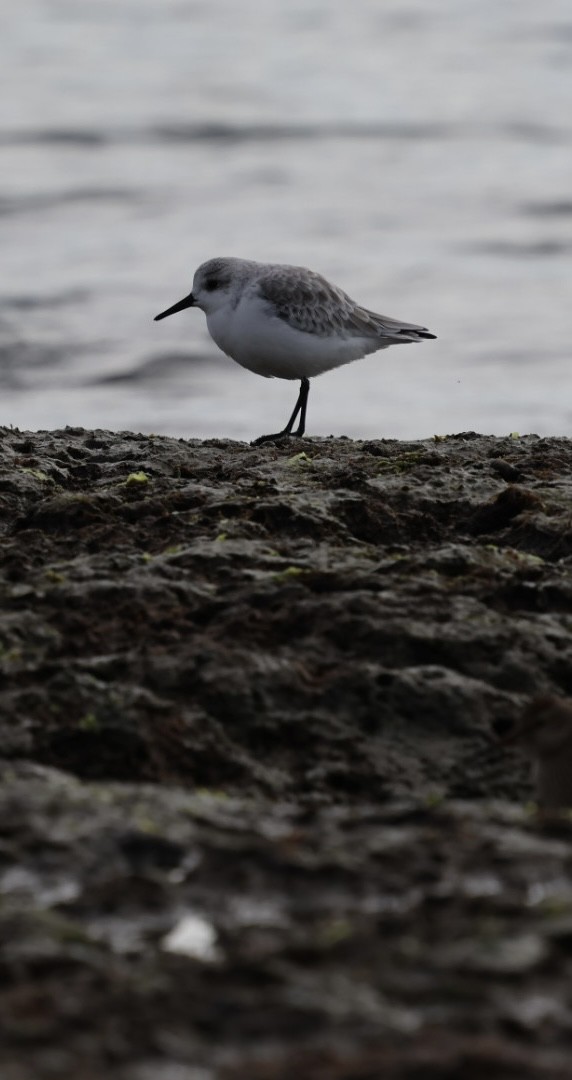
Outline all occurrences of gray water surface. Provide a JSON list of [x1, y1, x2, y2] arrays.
[[2, 1, 571, 440]]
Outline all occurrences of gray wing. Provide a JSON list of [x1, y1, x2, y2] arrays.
[[258, 266, 436, 342]]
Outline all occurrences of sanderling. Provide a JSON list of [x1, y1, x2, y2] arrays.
[[499, 695, 572, 811], [154, 257, 436, 443]]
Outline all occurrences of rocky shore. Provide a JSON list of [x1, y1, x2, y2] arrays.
[[1, 426, 572, 1079]]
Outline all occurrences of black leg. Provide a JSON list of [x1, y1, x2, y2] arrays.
[[252, 378, 310, 445], [293, 377, 309, 437]]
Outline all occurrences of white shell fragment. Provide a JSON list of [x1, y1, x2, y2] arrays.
[[161, 913, 220, 963]]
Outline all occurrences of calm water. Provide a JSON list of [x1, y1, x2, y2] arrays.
[[2, 1, 571, 440]]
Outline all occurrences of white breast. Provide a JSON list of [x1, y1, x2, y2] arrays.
[[206, 294, 386, 381]]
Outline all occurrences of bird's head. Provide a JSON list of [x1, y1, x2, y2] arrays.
[[154, 257, 246, 321]]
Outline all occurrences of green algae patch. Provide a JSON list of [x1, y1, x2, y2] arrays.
[[44, 569, 67, 584], [122, 471, 149, 485], [77, 713, 100, 732], [20, 467, 51, 482], [286, 451, 313, 467], [272, 565, 308, 581]]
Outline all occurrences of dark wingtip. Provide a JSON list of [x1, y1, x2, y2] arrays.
[[397, 327, 437, 340]]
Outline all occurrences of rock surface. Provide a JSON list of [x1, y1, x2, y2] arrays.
[[1, 426, 572, 1078]]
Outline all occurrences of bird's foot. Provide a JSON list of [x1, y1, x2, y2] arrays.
[[251, 431, 304, 447]]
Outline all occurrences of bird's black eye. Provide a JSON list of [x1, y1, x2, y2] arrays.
[[204, 278, 218, 292]]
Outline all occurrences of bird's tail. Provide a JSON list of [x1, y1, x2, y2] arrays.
[[358, 307, 436, 343]]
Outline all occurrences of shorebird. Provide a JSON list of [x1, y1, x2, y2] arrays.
[[154, 257, 436, 442]]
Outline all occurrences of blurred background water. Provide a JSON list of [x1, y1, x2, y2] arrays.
[[1, 0, 571, 441]]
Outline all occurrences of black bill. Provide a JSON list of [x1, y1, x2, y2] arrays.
[[154, 293, 195, 321]]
